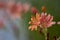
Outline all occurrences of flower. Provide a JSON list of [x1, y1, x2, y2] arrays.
[[28, 13, 40, 31], [7, 1, 23, 14], [57, 22, 60, 25], [6, 0, 30, 19], [28, 7, 56, 31], [22, 3, 30, 12], [31, 7, 38, 14], [41, 6, 46, 13], [40, 12, 56, 28], [0, 2, 5, 8]]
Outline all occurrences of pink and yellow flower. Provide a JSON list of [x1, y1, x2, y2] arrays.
[[28, 13, 40, 31], [28, 7, 56, 31]]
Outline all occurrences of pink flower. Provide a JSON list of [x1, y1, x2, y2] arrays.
[[22, 3, 30, 12], [6, 1, 22, 19], [28, 7, 56, 31], [28, 12, 55, 31], [31, 7, 39, 14], [57, 22, 60, 25], [6, 0, 30, 19], [40, 12, 56, 28], [7, 1, 23, 14], [7, 1, 30, 13], [29, 7, 56, 31], [0, 2, 5, 8]]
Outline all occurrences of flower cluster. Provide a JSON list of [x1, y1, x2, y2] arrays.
[[0, 0, 30, 28], [28, 7, 56, 31], [6, 0, 30, 19]]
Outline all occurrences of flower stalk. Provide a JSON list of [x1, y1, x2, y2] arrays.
[[44, 28, 47, 40], [42, 28, 48, 40]]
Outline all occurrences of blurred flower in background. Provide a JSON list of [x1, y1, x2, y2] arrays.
[[57, 22, 60, 25], [6, 0, 30, 19], [0, 0, 30, 40]]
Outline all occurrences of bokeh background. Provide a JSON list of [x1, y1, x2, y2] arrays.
[[22, 0, 60, 40], [0, 0, 60, 40]]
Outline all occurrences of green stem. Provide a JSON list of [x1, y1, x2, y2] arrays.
[[44, 28, 47, 40]]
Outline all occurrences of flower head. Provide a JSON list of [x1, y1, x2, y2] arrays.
[[22, 3, 30, 12], [28, 13, 40, 31], [40, 13, 55, 28], [31, 7, 38, 14], [41, 6, 46, 13], [57, 22, 60, 25], [28, 7, 55, 31], [6, 0, 30, 19], [7, 1, 23, 14]]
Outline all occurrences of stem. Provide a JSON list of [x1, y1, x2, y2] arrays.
[[44, 28, 47, 40], [45, 32, 47, 40]]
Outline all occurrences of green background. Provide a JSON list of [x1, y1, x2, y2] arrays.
[[20, 0, 60, 40]]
